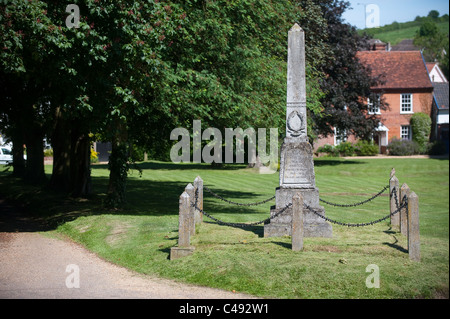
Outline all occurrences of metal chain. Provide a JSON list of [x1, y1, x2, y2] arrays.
[[193, 201, 292, 228], [203, 185, 276, 207], [304, 193, 407, 227], [194, 187, 289, 228], [319, 184, 390, 207], [196, 182, 406, 229]]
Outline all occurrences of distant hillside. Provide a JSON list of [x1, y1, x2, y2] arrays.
[[359, 15, 449, 46]]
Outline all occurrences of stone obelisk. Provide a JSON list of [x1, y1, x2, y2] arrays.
[[264, 24, 332, 238]]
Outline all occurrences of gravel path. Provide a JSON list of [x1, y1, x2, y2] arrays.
[[0, 199, 255, 299]]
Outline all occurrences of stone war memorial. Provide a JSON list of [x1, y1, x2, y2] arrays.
[[264, 23, 332, 238], [172, 24, 420, 262]]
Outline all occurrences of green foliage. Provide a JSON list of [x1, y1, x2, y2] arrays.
[[354, 140, 379, 156], [414, 19, 448, 67], [90, 148, 99, 163], [316, 144, 339, 157], [362, 13, 449, 47], [43, 148, 53, 157], [334, 141, 355, 157], [317, 140, 379, 157], [410, 113, 432, 153], [387, 138, 420, 156], [0, 0, 384, 206], [313, 1, 385, 140]]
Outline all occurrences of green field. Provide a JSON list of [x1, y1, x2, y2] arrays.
[[362, 21, 449, 45], [0, 157, 448, 298]]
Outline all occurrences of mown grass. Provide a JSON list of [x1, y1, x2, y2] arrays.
[[0, 157, 448, 298]]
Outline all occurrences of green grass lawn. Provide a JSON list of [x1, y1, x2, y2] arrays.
[[0, 157, 448, 298]]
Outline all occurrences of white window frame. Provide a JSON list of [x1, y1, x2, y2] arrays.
[[400, 93, 413, 114], [334, 127, 348, 146], [368, 94, 381, 114], [401, 125, 411, 140]]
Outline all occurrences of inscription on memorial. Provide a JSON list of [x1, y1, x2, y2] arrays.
[[282, 148, 310, 185]]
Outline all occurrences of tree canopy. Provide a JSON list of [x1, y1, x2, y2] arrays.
[[1, 0, 381, 207]]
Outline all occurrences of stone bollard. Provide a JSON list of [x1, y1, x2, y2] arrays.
[[185, 183, 195, 236], [400, 183, 410, 236], [170, 191, 195, 260], [291, 193, 304, 251], [389, 172, 400, 228], [193, 176, 203, 225], [407, 191, 420, 262]]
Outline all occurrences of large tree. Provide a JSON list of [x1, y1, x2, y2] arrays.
[[311, 0, 387, 141], [2, 0, 380, 208], [0, 0, 70, 182]]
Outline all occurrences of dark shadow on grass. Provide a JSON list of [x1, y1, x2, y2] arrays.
[[0, 161, 275, 233], [202, 220, 265, 237], [313, 158, 367, 166], [271, 241, 292, 250], [382, 227, 408, 253], [120, 175, 275, 219], [91, 161, 247, 171]]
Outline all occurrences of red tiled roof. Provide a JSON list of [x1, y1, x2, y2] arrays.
[[356, 51, 433, 90], [426, 62, 437, 72]]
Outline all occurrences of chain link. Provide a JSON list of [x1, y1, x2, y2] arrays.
[[203, 185, 276, 206], [305, 191, 407, 227], [195, 182, 405, 229], [194, 187, 290, 228], [319, 185, 389, 207]]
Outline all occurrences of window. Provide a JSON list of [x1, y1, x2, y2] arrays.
[[368, 94, 381, 114], [334, 127, 347, 145], [401, 94, 413, 113], [401, 125, 411, 140]]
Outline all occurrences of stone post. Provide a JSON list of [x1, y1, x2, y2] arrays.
[[291, 193, 304, 251], [170, 191, 195, 260], [407, 191, 420, 262], [400, 183, 410, 236], [185, 183, 195, 236], [389, 172, 400, 228], [193, 176, 203, 225]]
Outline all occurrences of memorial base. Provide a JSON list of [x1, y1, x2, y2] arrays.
[[265, 139, 332, 238], [170, 246, 195, 260], [264, 207, 333, 237]]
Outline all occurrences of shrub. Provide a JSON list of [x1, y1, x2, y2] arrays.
[[355, 140, 379, 156], [43, 148, 53, 157], [316, 144, 339, 157], [387, 138, 420, 156], [410, 113, 431, 153], [335, 141, 356, 156], [90, 148, 99, 163]]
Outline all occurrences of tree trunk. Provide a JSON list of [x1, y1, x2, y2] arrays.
[[106, 119, 129, 208], [24, 128, 45, 183], [70, 130, 91, 197], [49, 107, 72, 192]]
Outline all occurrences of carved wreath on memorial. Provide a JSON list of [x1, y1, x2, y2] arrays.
[[287, 110, 306, 137]]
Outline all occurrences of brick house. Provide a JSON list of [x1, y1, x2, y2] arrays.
[[315, 50, 435, 154]]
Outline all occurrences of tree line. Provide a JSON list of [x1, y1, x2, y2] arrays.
[[0, 0, 382, 207]]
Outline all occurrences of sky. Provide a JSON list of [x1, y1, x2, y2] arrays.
[[341, 0, 450, 29]]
